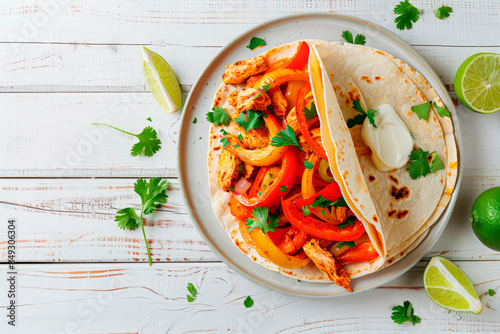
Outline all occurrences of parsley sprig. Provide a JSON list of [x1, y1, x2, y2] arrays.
[[346, 100, 378, 128], [235, 110, 266, 133], [391, 301, 421, 326], [407, 148, 444, 179], [247, 37, 266, 51], [115, 178, 170, 265], [207, 106, 231, 126], [304, 102, 318, 121], [244, 296, 254, 308], [245, 207, 279, 234], [393, 0, 420, 30], [270, 125, 302, 151], [435, 5, 452, 19], [337, 241, 356, 249], [92, 123, 162, 157], [341, 30, 366, 45]]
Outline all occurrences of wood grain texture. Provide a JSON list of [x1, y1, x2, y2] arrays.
[[0, 0, 499, 47], [0, 262, 499, 333], [0, 177, 499, 263], [1, 43, 499, 92]]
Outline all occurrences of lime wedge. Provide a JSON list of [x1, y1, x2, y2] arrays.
[[142, 46, 182, 113], [423, 256, 483, 314], [454, 53, 500, 114]]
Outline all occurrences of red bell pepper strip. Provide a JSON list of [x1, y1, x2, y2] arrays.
[[282, 198, 365, 241], [295, 181, 342, 208], [282, 41, 310, 70], [228, 195, 252, 219], [234, 148, 299, 208], [267, 226, 308, 255], [248, 166, 271, 198], [295, 82, 328, 161], [337, 242, 379, 265]]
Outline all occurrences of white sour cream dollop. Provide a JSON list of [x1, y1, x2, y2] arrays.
[[361, 104, 415, 171]]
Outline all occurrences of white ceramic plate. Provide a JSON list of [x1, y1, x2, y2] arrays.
[[178, 13, 462, 297]]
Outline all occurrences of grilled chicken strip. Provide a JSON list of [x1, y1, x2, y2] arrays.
[[268, 88, 287, 116], [222, 55, 268, 84], [217, 149, 241, 192], [234, 88, 271, 113], [298, 127, 322, 153], [302, 239, 352, 292]]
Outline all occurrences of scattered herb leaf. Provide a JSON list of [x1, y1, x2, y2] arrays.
[[244, 296, 254, 308], [252, 92, 263, 100], [391, 301, 421, 326], [237, 134, 244, 141], [207, 106, 231, 126], [366, 109, 378, 128], [304, 160, 314, 169], [407, 148, 444, 179], [280, 185, 288, 192], [245, 207, 278, 234], [337, 241, 356, 249], [332, 196, 348, 208], [187, 283, 197, 302], [429, 151, 445, 173], [338, 216, 355, 229], [393, 0, 420, 30], [192, 117, 197, 124], [310, 195, 334, 210], [221, 136, 229, 149], [435, 5, 452, 19], [235, 110, 265, 133], [270, 125, 302, 151], [354, 34, 367, 45], [341, 30, 353, 43], [489, 289, 496, 296], [304, 102, 318, 121], [247, 37, 266, 51], [260, 84, 271, 92], [147, 117, 152, 122], [302, 205, 311, 217], [411, 102, 431, 121], [433, 102, 451, 117]]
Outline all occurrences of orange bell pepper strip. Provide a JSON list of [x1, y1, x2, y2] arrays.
[[249, 228, 310, 269], [296, 82, 328, 161], [337, 242, 379, 265], [253, 69, 309, 91], [234, 148, 299, 208], [229, 195, 252, 219], [225, 111, 288, 167], [239, 220, 256, 248], [282, 198, 366, 241]]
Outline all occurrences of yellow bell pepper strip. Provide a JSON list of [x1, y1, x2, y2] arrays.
[[249, 228, 310, 269], [301, 154, 336, 223], [225, 111, 288, 167], [234, 148, 299, 208], [296, 82, 329, 161], [253, 69, 309, 91]]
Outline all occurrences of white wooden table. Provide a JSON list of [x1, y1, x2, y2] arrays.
[[1, 1, 500, 333]]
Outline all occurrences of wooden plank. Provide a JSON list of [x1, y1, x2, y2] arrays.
[[0, 261, 498, 332], [0, 91, 498, 177], [0, 0, 499, 46], [0, 177, 499, 263], [1, 43, 499, 92]]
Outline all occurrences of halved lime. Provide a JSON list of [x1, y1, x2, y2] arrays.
[[454, 53, 500, 114], [423, 256, 483, 314], [142, 46, 182, 113]]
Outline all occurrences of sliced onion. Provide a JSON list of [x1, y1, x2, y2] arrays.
[[234, 177, 252, 194]]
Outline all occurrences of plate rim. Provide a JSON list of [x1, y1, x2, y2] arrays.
[[177, 12, 463, 297]]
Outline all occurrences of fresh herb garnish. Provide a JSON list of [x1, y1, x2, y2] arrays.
[[304, 160, 314, 169], [435, 5, 452, 19], [338, 216, 355, 229], [346, 100, 377, 128], [229, 185, 235, 193], [192, 117, 197, 124], [260, 84, 271, 92], [411, 102, 431, 121], [252, 92, 263, 99], [270, 125, 302, 151], [186, 283, 197, 302], [115, 178, 170, 266], [244, 296, 254, 308], [207, 106, 231, 126], [237, 134, 244, 141], [146, 117, 152, 122], [433, 102, 451, 117], [92, 123, 162, 157], [341, 30, 366, 45], [337, 241, 356, 249], [332, 196, 348, 208], [394, 0, 420, 30], [235, 110, 265, 133], [302, 205, 311, 217], [280, 185, 288, 192], [310, 195, 334, 211], [304, 102, 318, 121], [489, 289, 496, 296], [220, 129, 229, 135], [407, 148, 444, 179], [247, 37, 266, 51], [221, 136, 229, 149], [391, 301, 421, 326], [245, 207, 279, 234]]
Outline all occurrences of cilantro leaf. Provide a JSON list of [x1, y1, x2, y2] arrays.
[[114, 178, 170, 266], [302, 205, 311, 217], [280, 185, 288, 192], [393, 0, 420, 30], [247, 37, 266, 51], [244, 296, 254, 308], [192, 117, 197, 124], [337, 241, 356, 249], [411, 102, 431, 121], [260, 84, 271, 92], [338, 216, 355, 229], [435, 5, 452, 19], [332, 196, 348, 208], [270, 125, 302, 151], [341, 30, 353, 43], [92, 123, 162, 157], [304, 160, 314, 169], [310, 195, 334, 209], [346, 113, 367, 128], [115, 207, 142, 231], [187, 283, 197, 302], [221, 136, 229, 149], [489, 289, 496, 296], [429, 151, 445, 173], [235, 110, 265, 133], [352, 100, 367, 116], [220, 128, 229, 136], [237, 134, 244, 141], [366, 109, 378, 128], [147, 117, 152, 122], [304, 102, 318, 121], [353, 34, 366, 45], [407, 148, 431, 179], [433, 102, 451, 117], [207, 106, 231, 126], [391, 301, 421, 326], [245, 207, 278, 234]]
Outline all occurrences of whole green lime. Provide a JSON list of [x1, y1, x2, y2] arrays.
[[470, 186, 500, 251]]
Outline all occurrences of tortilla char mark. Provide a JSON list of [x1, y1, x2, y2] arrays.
[[387, 209, 410, 219], [390, 185, 410, 200]]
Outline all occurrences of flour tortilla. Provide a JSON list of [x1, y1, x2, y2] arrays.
[[311, 42, 456, 266]]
